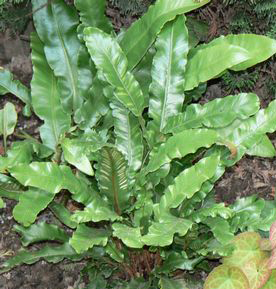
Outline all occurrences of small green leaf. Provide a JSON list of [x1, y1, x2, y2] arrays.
[[74, 0, 112, 33], [14, 222, 69, 246], [0, 141, 33, 172], [0, 102, 17, 138], [204, 265, 250, 289], [0, 68, 31, 105], [69, 224, 109, 253], [71, 190, 119, 223], [105, 241, 124, 263], [204, 217, 234, 245], [141, 213, 193, 247], [13, 188, 55, 226], [246, 135, 276, 158], [62, 138, 94, 176], [49, 202, 77, 229], [112, 223, 144, 248]]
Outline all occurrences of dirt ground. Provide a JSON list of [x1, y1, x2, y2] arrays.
[[1, 1, 276, 288]]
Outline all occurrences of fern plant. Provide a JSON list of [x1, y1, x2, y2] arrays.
[[0, 0, 276, 287]]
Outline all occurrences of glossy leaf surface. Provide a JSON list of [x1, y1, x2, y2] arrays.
[[0, 142, 33, 172], [149, 15, 189, 132], [111, 101, 143, 177], [31, 33, 70, 150], [185, 34, 276, 91], [9, 162, 87, 195], [71, 190, 119, 223], [84, 27, 145, 116], [159, 155, 219, 209], [13, 188, 55, 226], [74, 0, 112, 33], [164, 93, 260, 133], [112, 223, 144, 248], [159, 278, 187, 289], [146, 129, 218, 173], [0, 68, 31, 106], [0, 102, 17, 137], [246, 135, 276, 158], [0, 243, 88, 273], [32, 0, 82, 112], [61, 138, 94, 176], [14, 222, 69, 246], [70, 224, 109, 253], [120, 0, 210, 69], [141, 212, 193, 247]]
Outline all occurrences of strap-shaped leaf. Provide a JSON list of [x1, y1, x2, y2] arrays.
[[149, 15, 189, 132], [9, 162, 88, 195], [49, 202, 77, 229], [184, 34, 276, 91], [13, 188, 55, 226], [0, 68, 31, 106], [164, 93, 260, 134], [120, 0, 210, 69], [69, 224, 109, 253], [112, 223, 144, 248], [61, 138, 94, 176], [159, 154, 220, 210], [218, 99, 276, 163], [111, 101, 143, 178], [97, 147, 129, 215], [84, 27, 145, 116], [0, 102, 17, 142], [0, 141, 33, 172], [32, 0, 82, 112], [0, 243, 88, 274], [0, 173, 24, 201], [246, 135, 276, 158], [204, 217, 234, 245], [146, 129, 218, 173], [14, 222, 69, 246], [204, 265, 250, 289], [71, 191, 119, 223], [31, 33, 70, 150], [141, 212, 193, 247], [74, 0, 112, 33], [74, 76, 109, 129]]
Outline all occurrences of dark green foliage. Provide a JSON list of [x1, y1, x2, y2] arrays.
[[0, 0, 30, 33]]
